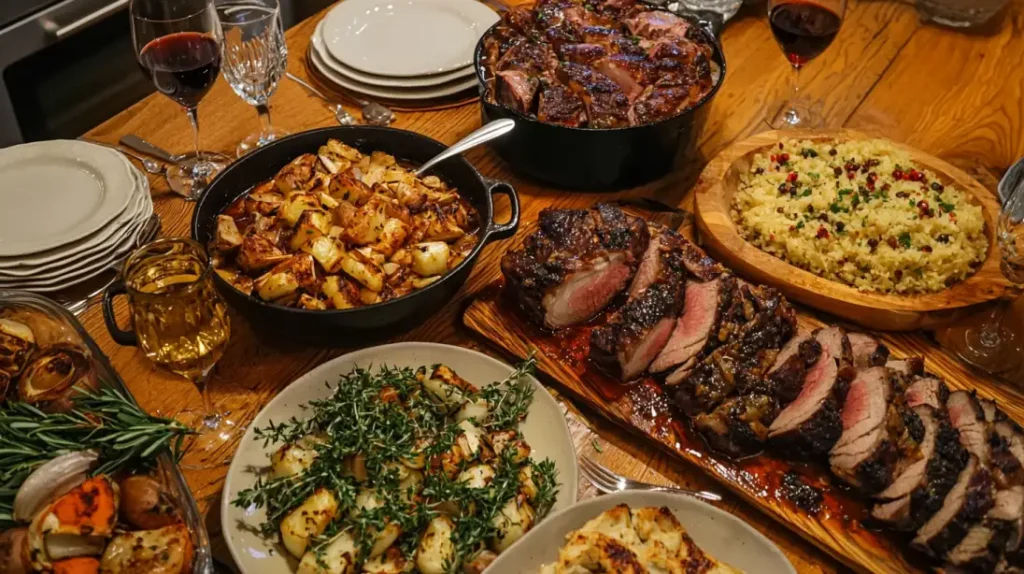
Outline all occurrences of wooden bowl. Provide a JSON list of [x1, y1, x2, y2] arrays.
[[695, 129, 1009, 332]]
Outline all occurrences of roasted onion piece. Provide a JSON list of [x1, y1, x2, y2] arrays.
[[17, 344, 91, 404], [119, 476, 180, 530], [0, 318, 36, 378]]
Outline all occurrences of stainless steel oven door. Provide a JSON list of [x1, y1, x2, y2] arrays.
[[0, 0, 154, 147]]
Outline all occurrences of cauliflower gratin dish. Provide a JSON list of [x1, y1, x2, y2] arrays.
[[232, 358, 560, 573], [211, 140, 480, 309], [540, 504, 741, 574]]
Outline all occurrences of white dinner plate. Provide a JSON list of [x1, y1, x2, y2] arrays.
[[222, 342, 579, 574], [313, 21, 474, 88], [321, 0, 497, 77], [0, 168, 152, 292], [310, 47, 478, 101], [0, 173, 148, 278], [0, 140, 134, 257], [487, 490, 796, 574], [0, 197, 152, 292]]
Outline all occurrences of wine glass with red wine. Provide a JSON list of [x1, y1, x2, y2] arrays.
[[767, 0, 846, 129], [131, 0, 227, 200]]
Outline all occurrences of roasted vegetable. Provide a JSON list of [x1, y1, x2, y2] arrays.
[[296, 530, 357, 574], [118, 476, 179, 531], [17, 345, 91, 404], [211, 139, 479, 310], [280, 489, 338, 559], [0, 318, 36, 378], [415, 516, 455, 574], [99, 525, 193, 574]]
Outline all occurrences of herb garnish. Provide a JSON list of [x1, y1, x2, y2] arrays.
[[233, 357, 558, 570]]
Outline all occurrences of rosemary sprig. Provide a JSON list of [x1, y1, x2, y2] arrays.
[[0, 387, 193, 526]]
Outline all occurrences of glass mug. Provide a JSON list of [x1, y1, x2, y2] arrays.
[[103, 238, 233, 443]]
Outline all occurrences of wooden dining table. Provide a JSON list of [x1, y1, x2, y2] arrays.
[[78, 0, 1024, 571]]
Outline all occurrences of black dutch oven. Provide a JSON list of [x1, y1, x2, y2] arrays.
[[473, 12, 726, 191], [190, 126, 519, 344]]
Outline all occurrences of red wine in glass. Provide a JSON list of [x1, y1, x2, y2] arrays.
[[769, 2, 843, 68], [138, 32, 221, 108]]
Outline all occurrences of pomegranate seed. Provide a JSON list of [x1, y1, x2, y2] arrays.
[[909, 169, 923, 181], [887, 237, 898, 249], [922, 245, 933, 253], [893, 169, 905, 180], [931, 182, 944, 191], [779, 142, 785, 149], [829, 148, 838, 156], [770, 154, 777, 163], [867, 173, 878, 185], [844, 162, 855, 172], [780, 153, 790, 163], [816, 226, 829, 239], [917, 200, 930, 211], [847, 172, 856, 180], [787, 172, 799, 183]]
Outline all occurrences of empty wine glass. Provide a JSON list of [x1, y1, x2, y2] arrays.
[[945, 173, 1024, 375], [216, 0, 289, 157], [767, 0, 846, 129], [131, 0, 228, 200]]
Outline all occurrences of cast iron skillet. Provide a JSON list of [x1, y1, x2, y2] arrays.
[[189, 126, 519, 345], [473, 10, 726, 191]]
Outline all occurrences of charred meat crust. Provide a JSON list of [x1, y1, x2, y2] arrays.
[[501, 203, 649, 328]]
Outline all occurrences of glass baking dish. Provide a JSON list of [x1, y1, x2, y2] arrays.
[[0, 290, 212, 574]]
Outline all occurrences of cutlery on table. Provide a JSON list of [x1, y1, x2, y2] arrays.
[[79, 138, 165, 175], [580, 456, 723, 503], [415, 119, 515, 177], [60, 214, 162, 316], [119, 134, 185, 164], [286, 72, 394, 126]]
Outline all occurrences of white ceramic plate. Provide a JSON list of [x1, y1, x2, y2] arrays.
[[0, 140, 134, 257], [321, 0, 497, 77], [310, 46, 478, 101], [0, 198, 152, 292], [0, 167, 149, 278], [313, 20, 473, 88], [222, 342, 579, 574], [488, 490, 796, 574], [0, 169, 153, 292]]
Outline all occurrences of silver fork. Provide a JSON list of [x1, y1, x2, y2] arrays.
[[580, 456, 723, 503], [62, 215, 161, 316]]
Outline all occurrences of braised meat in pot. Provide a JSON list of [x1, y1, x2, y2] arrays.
[[480, 0, 717, 128]]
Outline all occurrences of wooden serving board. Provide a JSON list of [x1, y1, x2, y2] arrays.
[[462, 254, 1024, 574], [695, 129, 1010, 332]]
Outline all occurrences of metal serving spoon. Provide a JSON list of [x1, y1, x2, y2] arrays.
[[415, 119, 515, 177], [118, 134, 186, 164]]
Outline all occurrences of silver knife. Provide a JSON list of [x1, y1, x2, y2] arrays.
[[119, 134, 182, 164]]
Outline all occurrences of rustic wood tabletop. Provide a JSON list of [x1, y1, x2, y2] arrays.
[[79, 0, 1024, 571]]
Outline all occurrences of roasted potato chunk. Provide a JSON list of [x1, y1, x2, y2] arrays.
[[322, 275, 360, 309], [305, 236, 345, 272], [99, 525, 193, 574], [342, 198, 388, 245], [411, 242, 450, 277], [243, 182, 285, 216], [236, 234, 289, 273], [214, 268, 254, 296], [288, 209, 333, 251], [275, 154, 318, 195], [329, 171, 373, 206], [214, 216, 243, 251], [280, 193, 322, 228], [280, 489, 338, 559], [340, 251, 384, 292]]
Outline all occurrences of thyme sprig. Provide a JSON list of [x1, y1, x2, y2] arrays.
[[0, 387, 192, 526], [233, 357, 558, 572]]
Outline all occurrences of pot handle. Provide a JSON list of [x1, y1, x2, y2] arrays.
[[483, 178, 520, 241], [102, 279, 138, 347]]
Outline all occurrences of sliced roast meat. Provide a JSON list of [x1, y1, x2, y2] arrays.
[[536, 82, 587, 127], [623, 9, 693, 42], [848, 333, 890, 370], [677, 238, 724, 282], [816, 326, 854, 368], [767, 328, 857, 458], [557, 61, 632, 128], [828, 367, 894, 491], [694, 393, 777, 457], [906, 376, 950, 410], [628, 229, 665, 300], [650, 276, 730, 377], [887, 357, 925, 378], [766, 332, 823, 407], [872, 406, 968, 531], [501, 204, 650, 329], [980, 398, 1008, 424], [672, 284, 795, 416], [913, 455, 995, 558], [946, 486, 1024, 573], [994, 422, 1024, 488], [948, 391, 992, 466], [590, 244, 686, 381]]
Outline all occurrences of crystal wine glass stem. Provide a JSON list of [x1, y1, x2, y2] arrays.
[[255, 103, 274, 138], [979, 303, 1008, 348], [185, 106, 204, 163], [193, 372, 222, 430], [790, 64, 802, 107]]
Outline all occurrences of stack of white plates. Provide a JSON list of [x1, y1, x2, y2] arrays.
[[0, 140, 155, 294], [310, 0, 499, 101]]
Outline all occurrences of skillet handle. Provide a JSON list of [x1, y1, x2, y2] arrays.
[[483, 178, 520, 241], [685, 9, 724, 38]]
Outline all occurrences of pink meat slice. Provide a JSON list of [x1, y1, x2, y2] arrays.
[[649, 279, 719, 373], [542, 255, 632, 329]]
